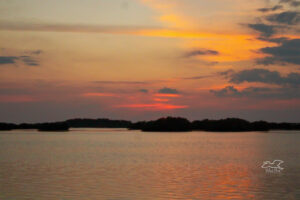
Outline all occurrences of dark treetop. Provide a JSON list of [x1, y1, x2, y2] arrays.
[[129, 117, 300, 132]]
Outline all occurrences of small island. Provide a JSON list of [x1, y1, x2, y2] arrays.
[[129, 117, 191, 132], [0, 123, 16, 131], [0, 122, 70, 132], [37, 122, 70, 132], [129, 117, 300, 132], [0, 118, 131, 132]]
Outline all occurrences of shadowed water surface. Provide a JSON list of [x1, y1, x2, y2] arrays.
[[0, 129, 299, 199]]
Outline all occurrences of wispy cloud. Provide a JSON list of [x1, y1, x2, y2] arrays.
[[279, 0, 300, 7], [139, 89, 149, 93], [247, 23, 277, 37], [0, 56, 18, 65], [19, 56, 39, 66], [184, 49, 219, 58], [266, 11, 300, 25], [258, 5, 283, 13], [247, 0, 300, 66], [158, 87, 179, 94], [0, 55, 39, 66], [0, 21, 161, 35]]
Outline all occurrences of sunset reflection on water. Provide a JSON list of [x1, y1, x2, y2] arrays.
[[0, 129, 299, 199]]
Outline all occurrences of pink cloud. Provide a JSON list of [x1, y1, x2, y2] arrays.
[[116, 103, 188, 110], [154, 94, 181, 98], [154, 98, 170, 102]]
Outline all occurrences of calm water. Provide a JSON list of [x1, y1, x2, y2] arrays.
[[0, 129, 299, 200]]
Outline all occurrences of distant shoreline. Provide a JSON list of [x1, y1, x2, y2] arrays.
[[1, 117, 300, 132]]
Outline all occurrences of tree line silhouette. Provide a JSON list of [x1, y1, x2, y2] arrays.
[[1, 117, 300, 132], [129, 117, 300, 132]]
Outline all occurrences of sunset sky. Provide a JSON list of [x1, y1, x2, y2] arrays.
[[0, 0, 300, 123]]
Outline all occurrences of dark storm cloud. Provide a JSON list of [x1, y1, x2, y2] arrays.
[[229, 68, 300, 86], [247, 23, 277, 37], [266, 11, 300, 25], [0, 56, 18, 65], [184, 49, 219, 58], [158, 87, 179, 94], [258, 5, 283, 13], [258, 39, 300, 65]]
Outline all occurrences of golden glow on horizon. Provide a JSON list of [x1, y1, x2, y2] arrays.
[[116, 103, 188, 110]]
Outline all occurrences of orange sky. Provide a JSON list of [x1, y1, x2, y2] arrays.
[[0, 0, 300, 122]]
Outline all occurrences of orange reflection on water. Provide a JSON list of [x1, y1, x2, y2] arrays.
[[148, 163, 257, 199]]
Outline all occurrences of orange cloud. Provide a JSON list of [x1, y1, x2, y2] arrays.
[[138, 0, 291, 63], [139, 0, 195, 29], [159, 14, 188, 28], [136, 28, 275, 62], [155, 94, 181, 98], [116, 103, 188, 110], [183, 35, 275, 62], [154, 98, 170, 102]]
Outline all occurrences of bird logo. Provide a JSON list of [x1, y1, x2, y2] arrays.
[[261, 160, 284, 172]]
